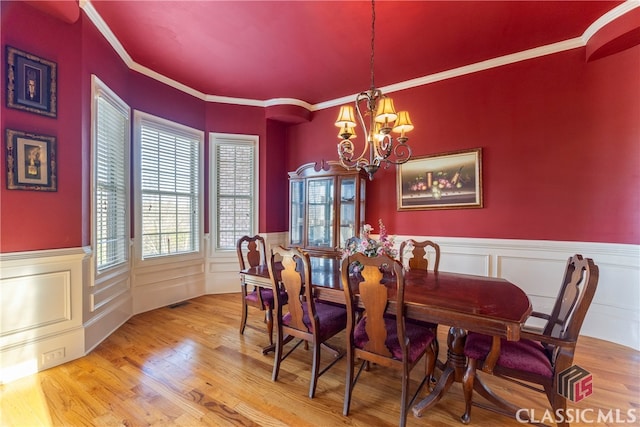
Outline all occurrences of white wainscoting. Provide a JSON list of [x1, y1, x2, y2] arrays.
[[131, 247, 206, 315], [0, 248, 88, 384], [1, 235, 637, 384], [397, 235, 640, 351], [206, 232, 289, 294], [207, 233, 639, 350]]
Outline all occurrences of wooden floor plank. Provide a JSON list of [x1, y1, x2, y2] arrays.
[[1, 293, 638, 426]]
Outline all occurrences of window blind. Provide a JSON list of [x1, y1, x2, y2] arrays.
[[215, 142, 255, 250], [94, 81, 130, 272], [139, 117, 200, 258]]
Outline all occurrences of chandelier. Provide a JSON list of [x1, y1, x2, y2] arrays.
[[335, 0, 414, 180]]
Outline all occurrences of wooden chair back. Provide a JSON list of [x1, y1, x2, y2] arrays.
[[540, 254, 599, 353], [399, 239, 440, 272], [268, 245, 316, 336], [237, 235, 273, 343], [236, 235, 266, 270], [342, 252, 407, 363]]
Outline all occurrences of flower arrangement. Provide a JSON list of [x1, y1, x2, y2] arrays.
[[342, 219, 398, 259]]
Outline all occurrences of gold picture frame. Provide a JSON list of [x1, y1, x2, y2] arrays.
[[397, 148, 482, 210]]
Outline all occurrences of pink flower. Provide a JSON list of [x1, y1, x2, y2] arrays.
[[378, 219, 388, 240], [342, 219, 398, 259]]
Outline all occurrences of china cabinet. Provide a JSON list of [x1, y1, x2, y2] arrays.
[[289, 161, 366, 258]]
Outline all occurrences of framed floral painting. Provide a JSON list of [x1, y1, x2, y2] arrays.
[[397, 148, 482, 210]]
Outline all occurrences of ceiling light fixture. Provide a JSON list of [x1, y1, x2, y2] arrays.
[[335, 0, 414, 181]]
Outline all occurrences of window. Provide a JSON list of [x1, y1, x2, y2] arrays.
[[211, 133, 258, 250], [135, 111, 202, 259], [92, 75, 130, 272]]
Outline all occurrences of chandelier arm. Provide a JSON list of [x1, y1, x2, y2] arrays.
[[334, 0, 414, 180], [337, 140, 361, 169], [381, 142, 413, 166], [354, 92, 374, 162], [375, 134, 392, 159]]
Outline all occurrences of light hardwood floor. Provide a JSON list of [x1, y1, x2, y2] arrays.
[[1, 294, 638, 426]]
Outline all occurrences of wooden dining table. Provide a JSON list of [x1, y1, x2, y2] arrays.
[[240, 255, 532, 419]]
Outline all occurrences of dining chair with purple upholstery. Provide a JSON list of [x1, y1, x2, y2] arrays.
[[268, 245, 347, 398], [341, 252, 438, 427], [399, 239, 441, 366], [237, 235, 282, 346], [461, 254, 599, 426]]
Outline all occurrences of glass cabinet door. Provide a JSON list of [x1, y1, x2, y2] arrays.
[[307, 178, 334, 248], [288, 161, 365, 258], [339, 177, 356, 248], [289, 180, 304, 246]]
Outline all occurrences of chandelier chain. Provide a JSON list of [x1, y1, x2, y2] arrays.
[[370, 0, 375, 91]]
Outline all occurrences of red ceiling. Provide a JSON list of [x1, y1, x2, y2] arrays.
[[34, 1, 627, 105]]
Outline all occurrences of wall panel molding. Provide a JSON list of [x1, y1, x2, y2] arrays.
[[396, 235, 639, 350], [131, 248, 206, 314], [0, 248, 87, 384]]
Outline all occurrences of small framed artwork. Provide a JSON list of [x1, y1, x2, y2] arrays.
[[5, 46, 57, 118], [5, 129, 57, 191], [397, 148, 482, 210]]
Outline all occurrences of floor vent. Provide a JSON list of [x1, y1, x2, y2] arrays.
[[167, 301, 190, 309]]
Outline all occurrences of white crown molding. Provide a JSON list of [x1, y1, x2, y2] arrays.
[[80, 0, 638, 112], [203, 94, 264, 107], [130, 62, 208, 101], [264, 98, 315, 111], [313, 38, 585, 111], [582, 0, 640, 43], [80, 0, 132, 66]]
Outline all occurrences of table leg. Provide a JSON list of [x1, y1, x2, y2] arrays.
[[412, 326, 468, 417]]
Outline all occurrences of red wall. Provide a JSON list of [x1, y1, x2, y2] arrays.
[[1, 2, 84, 251], [0, 2, 287, 252], [287, 46, 640, 244], [2, 1, 638, 253]]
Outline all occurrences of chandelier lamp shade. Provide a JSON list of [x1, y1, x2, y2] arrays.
[[335, 0, 414, 180]]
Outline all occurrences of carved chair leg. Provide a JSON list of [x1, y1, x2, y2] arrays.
[[266, 307, 273, 346], [432, 334, 444, 372], [400, 366, 410, 427], [547, 385, 569, 427], [343, 347, 355, 416], [309, 341, 321, 398], [425, 339, 438, 386], [272, 326, 284, 382], [461, 358, 477, 424], [239, 295, 248, 335]]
